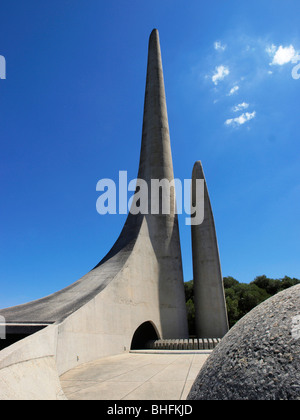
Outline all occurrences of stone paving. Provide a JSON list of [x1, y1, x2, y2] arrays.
[[60, 351, 210, 400]]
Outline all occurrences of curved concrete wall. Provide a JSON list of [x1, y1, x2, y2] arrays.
[[55, 216, 187, 375]]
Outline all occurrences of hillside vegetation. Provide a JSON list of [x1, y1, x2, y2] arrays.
[[184, 275, 300, 334]]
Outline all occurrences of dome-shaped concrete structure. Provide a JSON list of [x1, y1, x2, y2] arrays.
[[188, 284, 300, 400]]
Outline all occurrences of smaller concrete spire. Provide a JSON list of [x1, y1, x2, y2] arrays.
[[191, 161, 229, 338]]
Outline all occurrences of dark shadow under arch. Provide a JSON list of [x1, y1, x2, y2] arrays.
[[130, 321, 159, 350]]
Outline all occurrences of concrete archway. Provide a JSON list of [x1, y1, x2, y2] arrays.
[[130, 321, 159, 350]]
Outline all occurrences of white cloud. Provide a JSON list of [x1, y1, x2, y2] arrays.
[[266, 44, 297, 65], [233, 102, 249, 112], [273, 45, 296, 65], [214, 41, 227, 51], [225, 111, 256, 127], [228, 85, 239, 96], [212, 65, 230, 85]]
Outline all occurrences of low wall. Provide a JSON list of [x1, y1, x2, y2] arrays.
[[0, 325, 66, 400]]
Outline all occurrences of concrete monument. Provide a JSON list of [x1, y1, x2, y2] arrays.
[[0, 29, 227, 399]]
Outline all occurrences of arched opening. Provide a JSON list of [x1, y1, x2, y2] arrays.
[[130, 321, 159, 350]]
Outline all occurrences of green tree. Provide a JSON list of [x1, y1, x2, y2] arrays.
[[184, 280, 195, 335], [184, 275, 300, 334], [235, 283, 270, 319], [184, 279, 194, 302], [224, 287, 240, 327], [223, 277, 270, 327], [223, 276, 239, 289], [186, 298, 196, 336], [251, 275, 300, 295]]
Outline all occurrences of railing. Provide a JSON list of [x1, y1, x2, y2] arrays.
[[146, 338, 221, 350]]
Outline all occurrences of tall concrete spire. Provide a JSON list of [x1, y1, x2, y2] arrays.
[[99, 28, 180, 261], [138, 29, 188, 338], [191, 161, 229, 338], [108, 28, 188, 338], [138, 29, 173, 183]]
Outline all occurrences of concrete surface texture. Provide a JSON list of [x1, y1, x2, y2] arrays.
[[0, 29, 189, 399], [60, 351, 210, 400], [188, 284, 300, 400], [0, 325, 66, 400], [191, 161, 229, 339]]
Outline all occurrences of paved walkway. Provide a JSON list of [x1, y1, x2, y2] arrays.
[[60, 351, 210, 400]]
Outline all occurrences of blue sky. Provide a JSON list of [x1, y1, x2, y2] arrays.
[[0, 0, 299, 308]]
